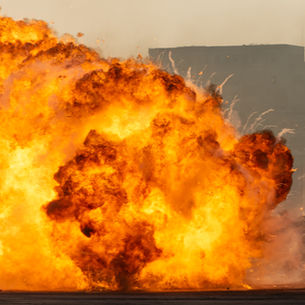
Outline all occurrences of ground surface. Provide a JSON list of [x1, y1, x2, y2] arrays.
[[0, 290, 305, 305]]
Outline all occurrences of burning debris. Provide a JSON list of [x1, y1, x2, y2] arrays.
[[0, 16, 295, 290]]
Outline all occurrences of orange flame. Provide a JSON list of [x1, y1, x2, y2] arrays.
[[0, 16, 293, 291]]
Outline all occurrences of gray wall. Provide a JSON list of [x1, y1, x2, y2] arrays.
[[150, 45, 305, 208]]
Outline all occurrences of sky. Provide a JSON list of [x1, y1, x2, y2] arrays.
[[1, 0, 305, 58]]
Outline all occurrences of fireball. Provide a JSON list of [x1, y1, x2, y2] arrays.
[[0, 16, 293, 291]]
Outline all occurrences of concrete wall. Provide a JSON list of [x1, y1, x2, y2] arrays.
[[149, 45, 305, 209]]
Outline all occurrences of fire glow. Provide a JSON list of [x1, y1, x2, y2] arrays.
[[0, 16, 293, 291]]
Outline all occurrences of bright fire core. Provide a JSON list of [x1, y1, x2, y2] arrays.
[[0, 16, 293, 291]]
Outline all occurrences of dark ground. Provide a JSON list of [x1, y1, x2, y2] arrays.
[[1, 290, 305, 305]]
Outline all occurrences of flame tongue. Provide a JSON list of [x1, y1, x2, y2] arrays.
[[0, 16, 293, 291]]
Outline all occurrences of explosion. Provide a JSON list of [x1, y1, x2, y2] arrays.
[[0, 16, 293, 291]]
